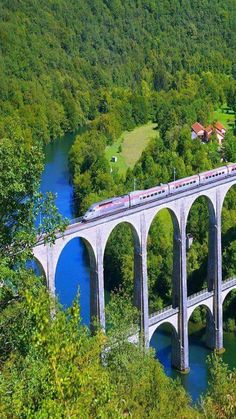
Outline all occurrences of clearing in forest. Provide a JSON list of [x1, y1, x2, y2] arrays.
[[211, 105, 235, 130], [105, 122, 158, 175]]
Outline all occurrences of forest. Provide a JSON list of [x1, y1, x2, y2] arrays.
[[1, 0, 236, 416]]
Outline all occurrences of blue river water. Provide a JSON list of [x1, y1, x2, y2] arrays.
[[40, 132, 90, 325], [40, 131, 236, 404]]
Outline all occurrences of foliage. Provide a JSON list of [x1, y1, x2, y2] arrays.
[[0, 138, 67, 268], [224, 318, 236, 332], [1, 0, 234, 144], [1, 1, 236, 414], [0, 277, 198, 418], [0, 281, 119, 417], [200, 353, 236, 418]]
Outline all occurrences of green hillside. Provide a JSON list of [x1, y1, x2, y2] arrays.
[[0, 0, 235, 144]]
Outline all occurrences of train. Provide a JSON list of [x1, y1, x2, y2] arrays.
[[82, 163, 236, 221]]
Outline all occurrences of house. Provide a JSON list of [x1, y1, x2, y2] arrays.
[[215, 121, 226, 136], [191, 121, 226, 146], [214, 121, 226, 146], [191, 122, 205, 140], [204, 125, 213, 139]]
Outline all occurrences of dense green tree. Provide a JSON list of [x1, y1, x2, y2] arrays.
[[224, 131, 236, 162], [201, 354, 236, 418]]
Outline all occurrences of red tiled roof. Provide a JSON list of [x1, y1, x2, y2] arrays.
[[191, 122, 204, 134], [215, 121, 226, 132]]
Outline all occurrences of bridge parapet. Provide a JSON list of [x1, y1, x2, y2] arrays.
[[187, 289, 213, 307], [149, 306, 178, 326], [222, 277, 236, 290]]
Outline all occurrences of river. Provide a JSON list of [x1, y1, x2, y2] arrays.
[[40, 131, 236, 403]]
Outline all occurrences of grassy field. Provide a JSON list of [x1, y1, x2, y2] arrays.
[[105, 122, 158, 175], [211, 105, 235, 130]]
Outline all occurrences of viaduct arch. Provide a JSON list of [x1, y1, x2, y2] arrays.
[[33, 174, 236, 372]]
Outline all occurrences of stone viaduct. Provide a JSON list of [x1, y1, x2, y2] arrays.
[[33, 175, 236, 372]]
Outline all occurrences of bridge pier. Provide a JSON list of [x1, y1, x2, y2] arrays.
[[90, 230, 105, 331], [172, 210, 189, 372], [134, 215, 149, 347], [205, 194, 224, 351], [45, 244, 56, 295], [205, 309, 216, 349], [212, 194, 224, 351]]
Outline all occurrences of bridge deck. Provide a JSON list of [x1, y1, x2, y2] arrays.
[[35, 173, 236, 244]]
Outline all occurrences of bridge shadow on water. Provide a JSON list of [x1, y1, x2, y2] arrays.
[[150, 324, 211, 403]]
